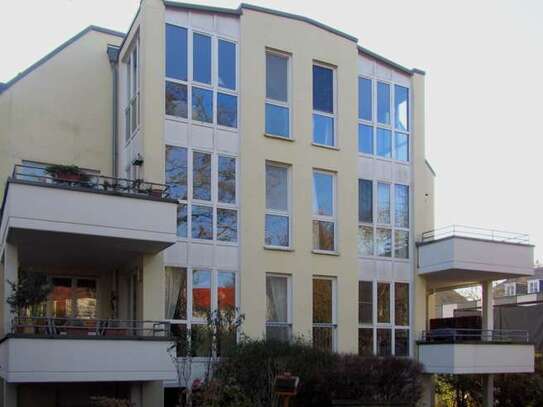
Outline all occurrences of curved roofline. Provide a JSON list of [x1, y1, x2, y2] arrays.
[[0, 25, 124, 95], [164, 1, 422, 75]]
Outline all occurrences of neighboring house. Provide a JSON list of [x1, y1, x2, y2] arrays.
[[0, 1, 536, 406], [495, 267, 543, 297]]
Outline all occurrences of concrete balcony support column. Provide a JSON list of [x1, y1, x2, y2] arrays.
[[2, 243, 18, 336], [482, 280, 494, 333], [482, 374, 494, 407]]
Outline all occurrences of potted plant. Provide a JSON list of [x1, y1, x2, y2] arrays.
[[7, 269, 52, 334], [45, 164, 89, 184]]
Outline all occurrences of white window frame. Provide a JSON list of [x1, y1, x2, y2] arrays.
[[124, 36, 140, 143], [528, 280, 539, 294], [360, 280, 411, 357], [505, 282, 516, 297], [312, 276, 337, 352], [264, 49, 292, 140], [358, 179, 410, 261], [358, 76, 374, 156], [265, 273, 293, 340], [360, 77, 411, 163], [164, 25, 239, 132], [312, 170, 337, 254], [312, 62, 337, 148], [166, 267, 240, 358], [264, 162, 292, 250]]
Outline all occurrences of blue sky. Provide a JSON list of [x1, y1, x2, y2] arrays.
[[2, 0, 542, 262]]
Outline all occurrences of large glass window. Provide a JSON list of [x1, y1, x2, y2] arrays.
[[312, 171, 335, 251], [165, 24, 187, 81], [177, 204, 188, 238], [191, 205, 213, 240], [376, 228, 392, 257], [312, 64, 335, 146], [218, 271, 236, 312], [395, 329, 409, 356], [395, 184, 409, 228], [358, 281, 373, 324], [377, 328, 392, 356], [358, 77, 372, 121], [192, 270, 211, 319], [265, 52, 290, 138], [165, 81, 188, 118], [193, 33, 211, 84], [266, 274, 291, 341], [358, 179, 373, 223], [192, 87, 213, 123], [377, 82, 391, 125], [218, 39, 236, 90], [125, 39, 140, 139], [313, 278, 336, 351], [165, 267, 187, 320], [394, 85, 409, 132], [359, 328, 373, 356], [165, 146, 188, 200], [395, 283, 409, 326], [357, 226, 374, 256], [377, 282, 390, 323], [358, 124, 373, 155], [395, 132, 409, 162], [192, 152, 211, 201], [377, 183, 391, 225], [48, 278, 97, 320], [217, 93, 237, 128], [376, 128, 392, 158], [217, 208, 237, 242], [218, 156, 236, 204], [265, 163, 290, 247]]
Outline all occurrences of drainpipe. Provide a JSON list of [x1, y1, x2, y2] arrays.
[[107, 45, 120, 177]]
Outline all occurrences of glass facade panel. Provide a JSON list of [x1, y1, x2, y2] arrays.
[[217, 93, 237, 128], [266, 276, 288, 322], [358, 179, 373, 223], [217, 208, 237, 242], [265, 103, 290, 137], [313, 65, 334, 113], [313, 114, 334, 146], [218, 272, 235, 312], [176, 204, 188, 238], [377, 82, 391, 125], [265, 215, 289, 247], [313, 220, 335, 251], [218, 156, 236, 204], [165, 267, 187, 320], [191, 205, 213, 240], [377, 282, 390, 323], [193, 33, 211, 84], [313, 279, 333, 323], [377, 328, 392, 356], [165, 24, 187, 81], [395, 184, 409, 228], [376, 228, 392, 257], [358, 281, 373, 324], [218, 39, 236, 90], [394, 85, 409, 131], [192, 152, 211, 201], [192, 87, 213, 123], [165, 145, 188, 200], [395, 329, 409, 356], [165, 81, 188, 118], [266, 53, 288, 102], [376, 128, 392, 158], [192, 270, 211, 319], [358, 328, 373, 356], [377, 183, 391, 224], [395, 132, 409, 162], [395, 283, 409, 326], [358, 124, 373, 154], [357, 226, 374, 256], [395, 230, 409, 259], [313, 172, 333, 216], [266, 165, 288, 211], [358, 77, 372, 121]]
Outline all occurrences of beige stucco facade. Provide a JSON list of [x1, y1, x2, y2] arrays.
[[5, 1, 536, 407]]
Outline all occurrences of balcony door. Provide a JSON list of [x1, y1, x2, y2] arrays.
[[48, 277, 97, 319]]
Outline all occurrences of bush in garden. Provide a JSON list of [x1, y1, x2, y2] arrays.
[[495, 359, 543, 407], [211, 337, 424, 407]]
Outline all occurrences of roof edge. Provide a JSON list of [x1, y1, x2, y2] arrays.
[[164, 1, 242, 15], [240, 3, 357, 43], [0, 25, 125, 95], [357, 45, 414, 76], [425, 160, 437, 176]]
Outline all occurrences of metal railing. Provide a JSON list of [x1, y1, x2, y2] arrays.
[[11, 164, 170, 199], [421, 225, 530, 244], [420, 329, 529, 344], [12, 317, 171, 338]]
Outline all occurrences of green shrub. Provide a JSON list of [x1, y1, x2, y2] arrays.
[[211, 338, 423, 407]]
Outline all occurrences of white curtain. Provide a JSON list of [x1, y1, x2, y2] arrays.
[[266, 276, 287, 322], [165, 267, 184, 319]]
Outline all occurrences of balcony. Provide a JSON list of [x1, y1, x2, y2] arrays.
[[417, 328, 534, 374], [0, 317, 176, 383], [0, 164, 178, 259], [418, 225, 534, 289]]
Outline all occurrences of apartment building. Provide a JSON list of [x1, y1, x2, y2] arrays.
[[0, 1, 536, 406]]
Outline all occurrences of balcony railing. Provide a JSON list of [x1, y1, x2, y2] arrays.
[[11, 317, 171, 338], [420, 329, 529, 344], [421, 225, 530, 244], [11, 164, 170, 200]]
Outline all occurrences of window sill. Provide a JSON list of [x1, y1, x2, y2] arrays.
[[264, 133, 294, 142], [311, 142, 339, 151], [264, 245, 294, 252], [312, 249, 339, 256]]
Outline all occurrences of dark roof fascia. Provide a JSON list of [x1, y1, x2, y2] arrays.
[[107, 44, 120, 63], [239, 3, 357, 43], [0, 26, 124, 95], [164, 1, 242, 15], [118, 6, 141, 58]]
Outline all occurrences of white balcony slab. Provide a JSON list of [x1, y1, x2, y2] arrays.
[[418, 342, 534, 374], [1, 181, 177, 256], [418, 236, 533, 289], [0, 336, 176, 383]]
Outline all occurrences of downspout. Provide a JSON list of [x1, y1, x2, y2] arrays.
[[107, 45, 120, 177]]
